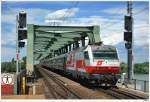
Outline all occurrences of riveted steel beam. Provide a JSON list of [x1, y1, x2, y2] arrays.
[[34, 46, 47, 50], [38, 54, 49, 61], [93, 25, 101, 43], [35, 54, 42, 60], [27, 24, 101, 63], [34, 25, 93, 32], [34, 42, 49, 44], [27, 24, 34, 75], [35, 35, 80, 41], [34, 53, 41, 60]]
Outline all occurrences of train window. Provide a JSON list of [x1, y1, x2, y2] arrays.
[[84, 51, 89, 59], [93, 52, 118, 59]]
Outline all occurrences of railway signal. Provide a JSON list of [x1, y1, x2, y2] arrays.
[[125, 42, 132, 49], [19, 11, 27, 28], [124, 31, 132, 42], [19, 41, 25, 48], [18, 11, 27, 42], [16, 11, 27, 78], [124, 15, 132, 31], [124, 16, 133, 49], [124, 1, 133, 82], [15, 11, 27, 94]]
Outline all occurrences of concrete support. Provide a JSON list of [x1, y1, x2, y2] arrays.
[[27, 24, 34, 75]]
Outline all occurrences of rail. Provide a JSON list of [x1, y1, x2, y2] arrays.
[[36, 65, 82, 99], [97, 87, 148, 99]]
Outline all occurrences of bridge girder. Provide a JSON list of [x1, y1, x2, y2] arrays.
[[27, 24, 101, 75]]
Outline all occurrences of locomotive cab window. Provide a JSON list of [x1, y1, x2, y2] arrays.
[[93, 52, 118, 59], [84, 51, 89, 59]]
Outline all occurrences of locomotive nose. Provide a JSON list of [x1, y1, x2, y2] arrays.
[[108, 67, 111, 70]]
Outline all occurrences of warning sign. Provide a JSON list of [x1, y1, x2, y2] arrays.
[[1, 73, 14, 85]]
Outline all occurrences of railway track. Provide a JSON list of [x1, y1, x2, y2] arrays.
[[36, 65, 148, 99], [36, 66, 82, 99], [97, 87, 148, 99]]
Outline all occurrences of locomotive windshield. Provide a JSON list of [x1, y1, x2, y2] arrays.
[[93, 52, 118, 59]]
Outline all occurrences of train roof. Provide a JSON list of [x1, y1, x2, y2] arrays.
[[89, 44, 117, 52], [46, 44, 117, 61]]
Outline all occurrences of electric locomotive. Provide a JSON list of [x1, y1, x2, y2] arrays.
[[41, 44, 120, 86]]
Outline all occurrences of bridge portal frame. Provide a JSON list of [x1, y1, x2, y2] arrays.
[[26, 24, 101, 75]]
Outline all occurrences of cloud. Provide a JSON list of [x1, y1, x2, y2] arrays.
[[2, 8, 51, 25], [46, 8, 148, 47], [45, 8, 79, 24], [1, 2, 149, 63], [2, 6, 146, 48], [102, 7, 126, 15], [46, 8, 79, 19], [1, 47, 16, 60], [1, 28, 16, 47], [1, 7, 51, 61], [1, 7, 52, 46], [1, 46, 26, 62]]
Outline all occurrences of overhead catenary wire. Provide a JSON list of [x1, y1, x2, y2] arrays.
[[100, 6, 148, 30], [61, 2, 79, 24], [43, 2, 80, 59], [134, 7, 148, 16]]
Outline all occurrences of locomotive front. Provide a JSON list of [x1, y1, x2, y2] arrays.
[[84, 45, 120, 85]]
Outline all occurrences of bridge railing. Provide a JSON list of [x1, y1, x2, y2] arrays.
[[122, 78, 149, 92]]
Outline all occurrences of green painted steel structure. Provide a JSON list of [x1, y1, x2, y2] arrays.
[[26, 24, 101, 75]]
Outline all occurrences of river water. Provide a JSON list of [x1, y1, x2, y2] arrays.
[[133, 74, 149, 81]]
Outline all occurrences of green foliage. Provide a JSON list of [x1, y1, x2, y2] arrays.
[[120, 62, 127, 73], [1, 62, 16, 72], [1, 57, 26, 73], [134, 62, 149, 74], [120, 62, 149, 74]]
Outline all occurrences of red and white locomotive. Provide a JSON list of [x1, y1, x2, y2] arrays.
[[41, 44, 120, 86]]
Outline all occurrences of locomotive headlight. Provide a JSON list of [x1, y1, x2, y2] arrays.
[[105, 60, 108, 64]]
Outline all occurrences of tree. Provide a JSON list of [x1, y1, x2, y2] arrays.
[[120, 62, 149, 74], [21, 56, 26, 70], [134, 62, 149, 74], [11, 58, 15, 63], [120, 62, 127, 73]]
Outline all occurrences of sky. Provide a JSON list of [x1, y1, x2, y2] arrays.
[[1, 1, 149, 63]]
